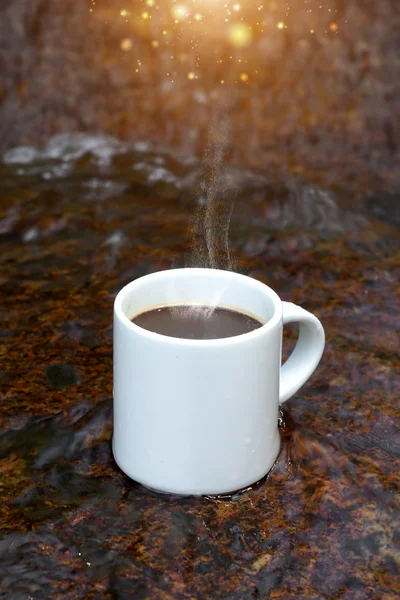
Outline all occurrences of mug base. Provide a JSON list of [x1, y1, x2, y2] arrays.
[[112, 434, 281, 497], [141, 465, 278, 498]]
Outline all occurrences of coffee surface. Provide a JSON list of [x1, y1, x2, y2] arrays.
[[131, 305, 263, 340]]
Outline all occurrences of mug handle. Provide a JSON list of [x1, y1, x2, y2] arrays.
[[279, 302, 325, 404]]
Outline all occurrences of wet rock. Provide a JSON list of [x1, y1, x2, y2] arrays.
[[46, 364, 81, 390], [365, 193, 400, 226], [0, 127, 398, 599]]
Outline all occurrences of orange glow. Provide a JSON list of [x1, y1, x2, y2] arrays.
[[227, 24, 253, 48], [120, 38, 133, 51]]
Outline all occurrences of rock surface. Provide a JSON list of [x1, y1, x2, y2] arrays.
[[0, 135, 399, 598]]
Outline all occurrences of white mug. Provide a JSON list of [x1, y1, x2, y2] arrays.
[[113, 268, 325, 496]]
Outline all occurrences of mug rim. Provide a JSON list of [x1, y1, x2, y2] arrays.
[[114, 268, 283, 347]]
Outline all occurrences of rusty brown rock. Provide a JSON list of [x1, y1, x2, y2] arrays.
[[0, 137, 399, 598]]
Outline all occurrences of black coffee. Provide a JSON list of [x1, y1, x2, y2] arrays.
[[131, 305, 263, 340]]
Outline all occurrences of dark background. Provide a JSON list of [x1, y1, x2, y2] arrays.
[[1, 0, 399, 185]]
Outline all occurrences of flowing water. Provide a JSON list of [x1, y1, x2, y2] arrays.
[[0, 134, 399, 599]]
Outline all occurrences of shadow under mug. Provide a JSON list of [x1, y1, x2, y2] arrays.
[[113, 268, 325, 496]]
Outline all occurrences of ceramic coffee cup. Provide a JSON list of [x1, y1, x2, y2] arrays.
[[113, 268, 325, 495]]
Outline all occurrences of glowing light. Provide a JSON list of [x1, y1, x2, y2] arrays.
[[233, 3, 241, 11], [277, 21, 285, 30], [329, 23, 338, 32], [151, 40, 159, 48], [141, 11, 150, 20], [194, 12, 203, 22], [187, 72, 196, 80], [240, 72, 249, 82], [120, 38, 133, 51], [120, 9, 129, 17], [172, 4, 190, 21], [227, 23, 253, 48], [145, 0, 155, 5]]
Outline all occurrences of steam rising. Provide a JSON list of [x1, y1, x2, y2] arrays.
[[170, 107, 237, 321], [187, 109, 236, 272]]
